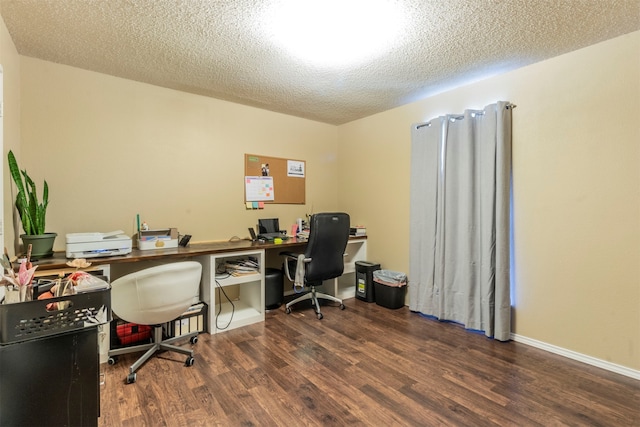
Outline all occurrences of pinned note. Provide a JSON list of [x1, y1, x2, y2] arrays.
[[245, 176, 274, 201]]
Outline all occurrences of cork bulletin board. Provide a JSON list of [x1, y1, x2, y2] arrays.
[[244, 154, 306, 204]]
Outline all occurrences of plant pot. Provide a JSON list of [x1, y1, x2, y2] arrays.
[[20, 233, 57, 259]]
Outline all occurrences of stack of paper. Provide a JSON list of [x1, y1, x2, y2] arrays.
[[224, 258, 259, 276]]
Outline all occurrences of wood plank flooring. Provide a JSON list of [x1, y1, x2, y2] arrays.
[[98, 298, 639, 426]]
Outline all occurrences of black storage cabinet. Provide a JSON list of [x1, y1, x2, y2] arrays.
[[355, 261, 380, 303], [0, 287, 110, 427], [0, 328, 99, 426]]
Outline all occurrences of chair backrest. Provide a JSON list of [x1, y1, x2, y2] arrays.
[[111, 261, 202, 326], [304, 212, 350, 283]]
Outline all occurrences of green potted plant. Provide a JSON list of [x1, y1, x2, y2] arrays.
[[7, 150, 56, 258]]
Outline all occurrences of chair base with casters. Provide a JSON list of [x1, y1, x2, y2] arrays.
[[284, 282, 344, 320], [108, 325, 198, 384]]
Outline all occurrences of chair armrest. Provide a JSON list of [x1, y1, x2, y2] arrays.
[[280, 251, 298, 281], [279, 252, 312, 282], [279, 251, 311, 262], [279, 251, 300, 260]]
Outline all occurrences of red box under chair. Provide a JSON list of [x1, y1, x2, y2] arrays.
[[116, 322, 152, 345]]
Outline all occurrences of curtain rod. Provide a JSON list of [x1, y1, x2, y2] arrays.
[[415, 103, 517, 129]]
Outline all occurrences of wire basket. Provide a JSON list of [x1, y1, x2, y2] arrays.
[[0, 287, 111, 344]]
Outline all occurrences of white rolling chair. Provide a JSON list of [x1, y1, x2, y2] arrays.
[[107, 261, 202, 384]]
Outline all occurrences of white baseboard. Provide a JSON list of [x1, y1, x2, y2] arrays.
[[511, 333, 640, 381]]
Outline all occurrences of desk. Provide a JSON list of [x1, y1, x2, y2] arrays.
[[31, 236, 367, 334], [31, 237, 363, 271]]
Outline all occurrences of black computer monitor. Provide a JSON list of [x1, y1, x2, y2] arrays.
[[258, 218, 279, 234]]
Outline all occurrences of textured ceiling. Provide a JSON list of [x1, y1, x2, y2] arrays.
[[0, 0, 639, 125]]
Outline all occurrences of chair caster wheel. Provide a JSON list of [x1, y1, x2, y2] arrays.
[[186, 356, 195, 367], [285, 307, 291, 314], [190, 335, 198, 344], [340, 304, 345, 310], [107, 357, 117, 365], [126, 372, 137, 384], [317, 312, 323, 320]]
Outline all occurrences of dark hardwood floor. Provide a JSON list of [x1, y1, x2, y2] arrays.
[[99, 298, 639, 426]]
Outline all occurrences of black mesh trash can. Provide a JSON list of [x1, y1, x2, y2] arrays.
[[355, 261, 380, 303], [265, 268, 284, 310]]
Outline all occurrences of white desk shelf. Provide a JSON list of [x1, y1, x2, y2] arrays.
[[198, 250, 265, 334], [214, 272, 261, 287], [343, 238, 367, 274], [335, 238, 367, 299]]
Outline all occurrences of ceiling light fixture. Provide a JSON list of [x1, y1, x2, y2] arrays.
[[264, 0, 406, 68]]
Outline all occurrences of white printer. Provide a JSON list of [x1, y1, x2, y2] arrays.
[[66, 230, 132, 259]]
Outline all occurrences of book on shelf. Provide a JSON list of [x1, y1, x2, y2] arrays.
[[225, 263, 256, 271], [228, 269, 259, 277], [181, 302, 205, 316], [223, 258, 260, 276], [349, 226, 366, 236]]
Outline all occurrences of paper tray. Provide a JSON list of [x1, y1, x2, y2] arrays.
[[137, 228, 178, 250], [137, 238, 178, 250]]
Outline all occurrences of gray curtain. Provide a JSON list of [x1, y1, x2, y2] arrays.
[[409, 101, 512, 341]]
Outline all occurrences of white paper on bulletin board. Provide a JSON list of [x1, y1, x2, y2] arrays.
[[287, 160, 305, 177], [245, 176, 275, 201]]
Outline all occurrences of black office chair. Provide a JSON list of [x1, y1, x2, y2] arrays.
[[281, 212, 350, 319]]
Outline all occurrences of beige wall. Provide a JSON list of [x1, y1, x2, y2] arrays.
[[338, 31, 640, 370], [19, 57, 338, 249], [0, 17, 20, 254]]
